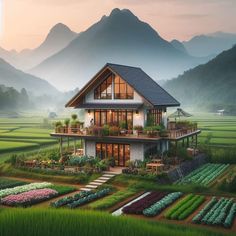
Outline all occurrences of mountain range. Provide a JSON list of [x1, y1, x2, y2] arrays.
[[29, 8, 208, 90], [164, 45, 236, 110], [182, 32, 236, 57], [0, 23, 77, 70], [0, 58, 58, 96]]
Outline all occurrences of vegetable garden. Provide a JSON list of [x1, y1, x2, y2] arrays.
[[192, 197, 236, 228], [0, 179, 75, 207], [178, 163, 229, 185]]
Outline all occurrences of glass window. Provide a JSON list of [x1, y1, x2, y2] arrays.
[[94, 75, 112, 99], [114, 76, 134, 99]]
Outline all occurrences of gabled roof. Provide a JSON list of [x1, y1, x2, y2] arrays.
[[66, 63, 180, 107]]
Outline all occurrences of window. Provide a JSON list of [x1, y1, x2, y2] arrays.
[[94, 75, 112, 99], [147, 109, 162, 126], [94, 110, 133, 128], [114, 76, 134, 99]]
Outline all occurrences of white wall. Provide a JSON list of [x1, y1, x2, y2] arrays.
[[130, 143, 144, 161], [85, 140, 96, 157]]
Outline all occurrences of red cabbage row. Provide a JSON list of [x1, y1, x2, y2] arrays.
[[122, 192, 167, 214]]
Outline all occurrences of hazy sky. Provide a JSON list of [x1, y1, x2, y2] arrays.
[[0, 0, 236, 51]]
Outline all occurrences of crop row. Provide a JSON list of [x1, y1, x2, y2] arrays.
[[178, 163, 229, 186], [192, 197, 236, 228], [143, 192, 183, 217], [164, 194, 205, 220], [0, 182, 52, 198], [1, 188, 58, 207], [0, 178, 27, 190], [122, 192, 167, 215], [51, 188, 111, 209]]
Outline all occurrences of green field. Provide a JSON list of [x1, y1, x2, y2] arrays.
[[0, 208, 227, 236], [188, 112, 236, 147], [0, 117, 57, 156]]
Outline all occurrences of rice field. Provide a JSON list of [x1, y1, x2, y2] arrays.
[[0, 208, 226, 236], [188, 112, 236, 147], [0, 117, 57, 154]]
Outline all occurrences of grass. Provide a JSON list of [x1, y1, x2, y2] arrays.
[[0, 163, 100, 185], [188, 112, 236, 147], [88, 188, 138, 210], [0, 208, 228, 236], [50, 185, 76, 195]]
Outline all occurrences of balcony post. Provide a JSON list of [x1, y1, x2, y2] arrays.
[[59, 137, 63, 158], [67, 137, 69, 150], [187, 137, 189, 147], [74, 138, 76, 154]]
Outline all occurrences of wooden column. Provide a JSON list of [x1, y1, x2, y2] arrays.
[[67, 137, 69, 150], [74, 138, 76, 154], [195, 135, 198, 147], [187, 137, 189, 147], [59, 137, 63, 158]]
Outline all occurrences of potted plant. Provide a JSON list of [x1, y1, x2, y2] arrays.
[[102, 125, 110, 136], [109, 126, 120, 136], [133, 125, 143, 135], [64, 118, 70, 133], [55, 121, 62, 133], [119, 121, 127, 135]]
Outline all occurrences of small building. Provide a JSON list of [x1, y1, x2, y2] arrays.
[[51, 63, 200, 166]]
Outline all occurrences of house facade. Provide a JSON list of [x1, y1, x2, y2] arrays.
[[51, 63, 200, 166]]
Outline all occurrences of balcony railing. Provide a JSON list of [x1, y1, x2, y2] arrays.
[[53, 123, 199, 140]]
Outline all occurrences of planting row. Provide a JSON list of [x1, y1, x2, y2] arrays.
[[0, 181, 75, 207], [121, 191, 183, 217], [0, 182, 52, 198], [1, 188, 58, 207], [51, 188, 111, 209], [178, 163, 229, 186], [192, 197, 236, 228], [164, 194, 205, 220], [0, 178, 27, 190]]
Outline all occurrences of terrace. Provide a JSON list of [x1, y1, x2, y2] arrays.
[[51, 120, 200, 142]]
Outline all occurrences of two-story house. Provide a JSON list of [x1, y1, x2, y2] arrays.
[[51, 63, 200, 166]]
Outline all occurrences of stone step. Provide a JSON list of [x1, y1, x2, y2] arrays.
[[94, 179, 107, 183], [103, 174, 115, 177], [89, 181, 103, 186], [98, 177, 110, 180], [85, 185, 98, 189], [103, 171, 120, 175], [80, 188, 92, 191]]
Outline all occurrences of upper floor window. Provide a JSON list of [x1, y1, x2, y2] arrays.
[[94, 75, 112, 99], [114, 77, 134, 99]]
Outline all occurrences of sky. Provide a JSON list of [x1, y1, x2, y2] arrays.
[[0, 0, 236, 51]]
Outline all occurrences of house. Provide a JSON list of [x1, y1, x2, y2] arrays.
[[51, 63, 201, 166]]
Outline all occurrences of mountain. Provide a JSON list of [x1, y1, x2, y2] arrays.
[[170, 39, 188, 54], [164, 46, 236, 109], [0, 23, 77, 70], [183, 31, 236, 57], [30, 8, 206, 91], [0, 58, 59, 96]]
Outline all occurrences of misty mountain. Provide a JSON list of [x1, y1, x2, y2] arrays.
[[0, 23, 77, 70], [183, 31, 236, 57], [0, 58, 59, 96], [164, 46, 236, 109], [170, 39, 188, 54], [30, 8, 207, 91]]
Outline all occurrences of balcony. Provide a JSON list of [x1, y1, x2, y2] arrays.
[[51, 121, 200, 142]]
